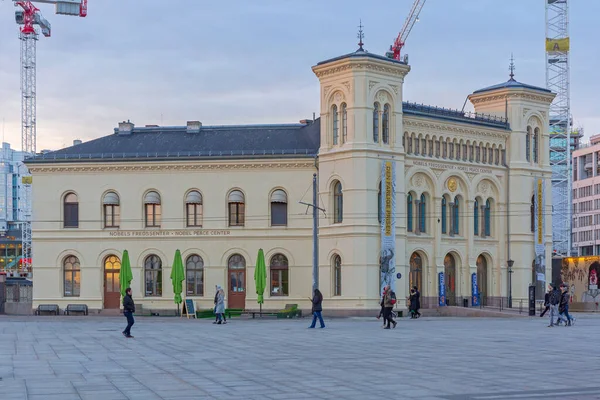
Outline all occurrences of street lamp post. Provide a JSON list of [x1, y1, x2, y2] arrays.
[[507, 259, 514, 309]]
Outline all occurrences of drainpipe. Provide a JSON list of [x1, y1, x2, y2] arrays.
[[505, 96, 513, 308]]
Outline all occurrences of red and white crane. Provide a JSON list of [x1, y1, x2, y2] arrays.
[[386, 0, 427, 61], [12, 0, 87, 277]]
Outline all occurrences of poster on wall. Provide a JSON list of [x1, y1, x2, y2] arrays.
[[560, 257, 600, 310], [380, 160, 397, 295], [439, 272, 446, 307], [471, 273, 479, 307], [534, 178, 546, 284]]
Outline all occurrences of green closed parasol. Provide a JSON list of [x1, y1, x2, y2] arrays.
[[119, 250, 133, 299], [254, 248, 266, 317], [170, 249, 185, 316]]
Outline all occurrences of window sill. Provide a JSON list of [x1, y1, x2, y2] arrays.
[[63, 226, 79, 229], [144, 226, 161, 229], [270, 294, 289, 297], [186, 225, 203, 228], [270, 225, 288, 228]]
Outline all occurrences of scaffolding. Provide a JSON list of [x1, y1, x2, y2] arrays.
[[546, 0, 579, 256]]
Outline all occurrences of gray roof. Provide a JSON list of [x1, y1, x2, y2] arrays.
[[317, 48, 407, 66], [28, 121, 320, 163], [473, 78, 552, 94]]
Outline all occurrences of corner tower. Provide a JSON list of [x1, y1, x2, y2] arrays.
[[311, 45, 410, 310]]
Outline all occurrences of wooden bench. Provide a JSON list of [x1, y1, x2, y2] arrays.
[[65, 304, 88, 316], [35, 304, 59, 315]]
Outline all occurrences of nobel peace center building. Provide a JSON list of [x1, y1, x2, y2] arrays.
[[27, 45, 554, 314]]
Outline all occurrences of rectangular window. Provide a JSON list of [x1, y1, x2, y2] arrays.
[[64, 204, 79, 228], [463, 144, 468, 161], [476, 146, 481, 162], [470, 145, 474, 162], [229, 202, 245, 226], [436, 141, 440, 157], [271, 202, 288, 226], [502, 150, 507, 165], [186, 269, 204, 296], [270, 269, 289, 296], [449, 143, 454, 159], [443, 142, 448, 158], [489, 148, 494, 164], [186, 203, 203, 227], [456, 144, 461, 160], [104, 204, 120, 228], [145, 204, 161, 227], [421, 139, 427, 156], [428, 140, 433, 156], [145, 269, 162, 296], [415, 137, 420, 154], [63, 270, 80, 297]]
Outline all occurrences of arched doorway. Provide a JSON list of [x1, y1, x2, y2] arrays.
[[228, 254, 246, 309], [444, 254, 457, 306], [476, 255, 488, 306], [103, 255, 121, 309], [409, 252, 423, 294]]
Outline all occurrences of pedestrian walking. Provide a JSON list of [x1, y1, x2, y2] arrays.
[[540, 287, 550, 318], [557, 284, 574, 326], [377, 289, 386, 327], [214, 285, 226, 324], [547, 283, 561, 327], [383, 285, 397, 329], [213, 285, 226, 324], [122, 288, 135, 338], [309, 288, 325, 328], [409, 286, 421, 319]]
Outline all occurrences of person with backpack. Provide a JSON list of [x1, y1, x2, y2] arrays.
[[382, 285, 397, 329], [547, 283, 561, 327]]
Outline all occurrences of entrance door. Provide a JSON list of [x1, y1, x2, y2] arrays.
[[477, 255, 488, 306], [409, 252, 423, 293], [228, 254, 246, 309], [444, 254, 456, 306], [103, 255, 121, 309]]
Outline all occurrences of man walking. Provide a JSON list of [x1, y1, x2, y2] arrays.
[[557, 283, 574, 326], [540, 287, 551, 318], [383, 285, 397, 329], [547, 283, 560, 328], [123, 287, 135, 338]]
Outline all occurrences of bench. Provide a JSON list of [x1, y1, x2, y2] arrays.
[[65, 304, 88, 316], [35, 304, 59, 315]]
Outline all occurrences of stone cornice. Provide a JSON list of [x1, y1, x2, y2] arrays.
[[28, 160, 316, 174], [403, 117, 509, 140], [469, 91, 556, 105], [312, 57, 410, 80]]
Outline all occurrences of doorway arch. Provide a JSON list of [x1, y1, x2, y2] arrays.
[[444, 253, 457, 306], [103, 255, 121, 309], [476, 255, 488, 306]]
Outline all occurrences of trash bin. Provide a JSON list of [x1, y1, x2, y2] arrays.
[[463, 298, 468, 308]]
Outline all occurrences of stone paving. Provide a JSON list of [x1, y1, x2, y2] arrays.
[[0, 314, 599, 400]]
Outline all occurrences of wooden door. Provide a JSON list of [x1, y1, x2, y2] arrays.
[[227, 254, 246, 309], [444, 254, 456, 306], [104, 255, 121, 309]]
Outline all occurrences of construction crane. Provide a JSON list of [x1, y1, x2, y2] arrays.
[[386, 0, 426, 61], [12, 0, 87, 277]]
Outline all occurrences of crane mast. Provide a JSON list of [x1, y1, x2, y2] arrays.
[[12, 0, 86, 277], [387, 0, 427, 61]]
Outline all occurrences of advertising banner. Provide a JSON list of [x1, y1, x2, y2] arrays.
[[380, 160, 397, 295], [471, 273, 479, 307], [439, 272, 446, 307], [534, 178, 546, 284]]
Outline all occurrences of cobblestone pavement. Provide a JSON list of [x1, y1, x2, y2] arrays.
[[0, 314, 598, 400]]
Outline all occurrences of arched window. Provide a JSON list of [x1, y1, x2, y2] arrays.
[[228, 190, 245, 226], [453, 197, 460, 235], [271, 189, 288, 226], [103, 191, 120, 228], [270, 254, 289, 296], [382, 104, 390, 144], [332, 104, 339, 145], [144, 191, 161, 227], [63, 255, 80, 297], [185, 190, 203, 227], [186, 254, 204, 296], [419, 193, 426, 233], [456, 142, 461, 160], [144, 255, 162, 296], [373, 102, 380, 143], [485, 199, 491, 237], [441, 197, 447, 234], [495, 148, 500, 165], [476, 145, 481, 163], [526, 126, 532, 162], [333, 181, 343, 223], [534, 127, 540, 163], [489, 147, 494, 165], [378, 182, 382, 224], [341, 103, 348, 143], [474, 199, 479, 236], [228, 254, 246, 301], [63, 192, 79, 228], [333, 255, 342, 296], [531, 195, 535, 233], [407, 193, 413, 232]]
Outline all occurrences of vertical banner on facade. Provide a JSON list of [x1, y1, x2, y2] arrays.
[[534, 178, 546, 283], [439, 272, 446, 307], [380, 160, 397, 295], [471, 272, 479, 307]]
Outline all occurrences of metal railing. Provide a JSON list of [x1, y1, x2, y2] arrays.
[[403, 102, 510, 128]]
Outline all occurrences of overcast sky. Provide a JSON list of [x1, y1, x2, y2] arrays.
[[0, 0, 597, 151]]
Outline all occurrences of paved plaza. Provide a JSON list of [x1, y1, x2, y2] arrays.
[[0, 314, 598, 400]]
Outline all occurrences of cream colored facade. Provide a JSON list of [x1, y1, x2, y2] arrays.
[[27, 48, 555, 314]]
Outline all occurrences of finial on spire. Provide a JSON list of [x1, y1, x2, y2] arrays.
[[509, 53, 515, 81], [357, 19, 365, 51]]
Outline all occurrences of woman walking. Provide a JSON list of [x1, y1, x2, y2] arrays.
[[409, 286, 421, 319], [213, 285, 226, 324], [214, 285, 226, 324], [383, 285, 397, 329], [122, 288, 135, 338], [309, 288, 325, 328]]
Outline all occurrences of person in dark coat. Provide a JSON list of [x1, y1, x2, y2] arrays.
[[309, 288, 325, 328], [382, 285, 397, 329], [122, 288, 135, 338], [377, 289, 386, 327], [409, 286, 421, 319], [213, 284, 226, 324], [540, 287, 551, 318]]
